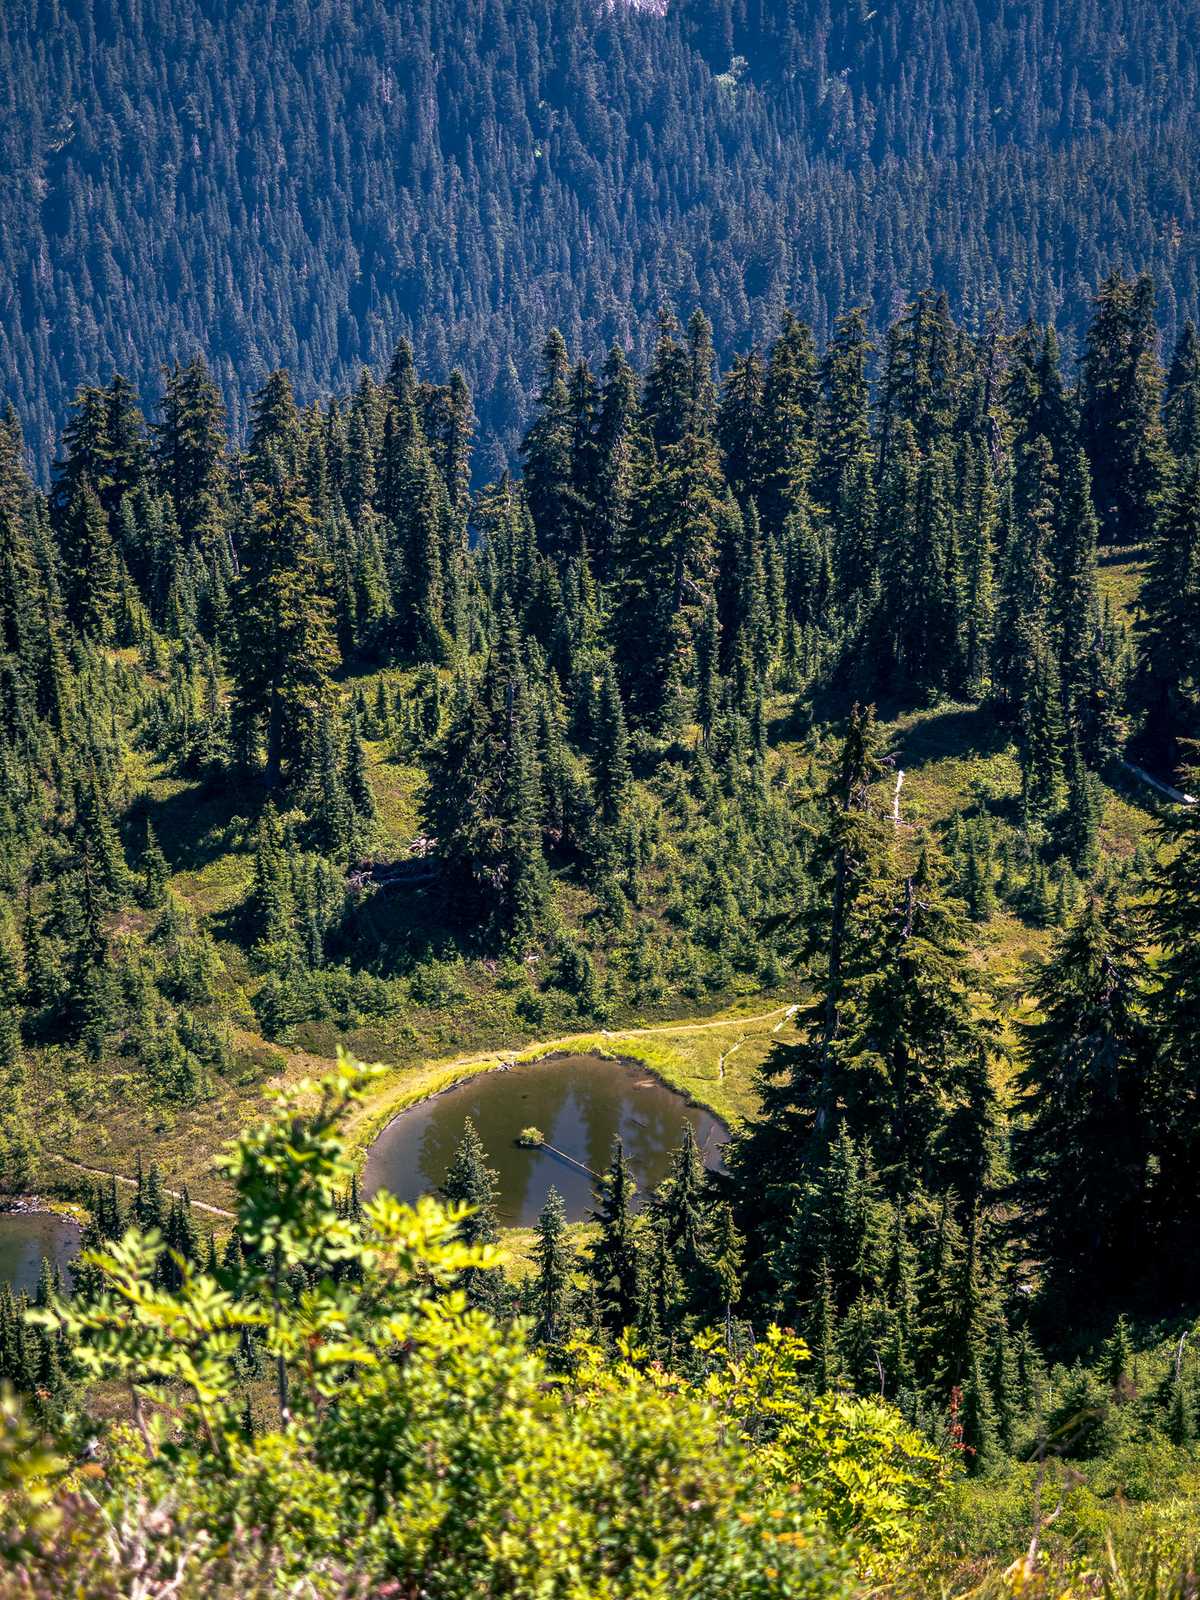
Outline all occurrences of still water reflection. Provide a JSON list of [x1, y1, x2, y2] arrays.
[[364, 1055, 727, 1225], [0, 1213, 80, 1296]]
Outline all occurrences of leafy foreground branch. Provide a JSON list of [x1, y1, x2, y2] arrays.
[[1, 1053, 943, 1599]]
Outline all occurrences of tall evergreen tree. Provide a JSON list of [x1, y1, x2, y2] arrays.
[[589, 1138, 641, 1336], [1013, 898, 1152, 1311], [1080, 273, 1171, 546], [232, 475, 340, 784], [532, 1185, 575, 1357], [424, 606, 548, 942], [1134, 458, 1200, 771], [442, 1117, 501, 1308]]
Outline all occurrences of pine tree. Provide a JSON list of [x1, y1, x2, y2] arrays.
[[758, 312, 819, 538], [1166, 1370, 1196, 1445], [726, 705, 890, 1286], [1081, 272, 1171, 546], [1134, 457, 1200, 771], [520, 330, 575, 562], [1052, 449, 1104, 759], [590, 657, 631, 834], [1006, 322, 1075, 466], [589, 1138, 641, 1336], [58, 484, 121, 641], [532, 1185, 575, 1357], [343, 706, 377, 846], [708, 1202, 743, 1350], [141, 820, 170, 908], [1165, 321, 1200, 464], [232, 474, 340, 785], [987, 1325, 1020, 1454], [816, 307, 873, 519], [1013, 897, 1151, 1311], [960, 1349, 999, 1474], [836, 847, 1000, 1204], [307, 704, 352, 857], [423, 605, 549, 942], [1147, 771, 1200, 1274], [379, 395, 454, 663], [245, 803, 296, 956], [718, 348, 765, 508], [653, 1123, 709, 1306], [442, 1117, 501, 1308], [153, 357, 227, 554], [247, 370, 303, 488], [0, 918, 23, 1072], [1102, 1314, 1135, 1399], [591, 345, 640, 586]]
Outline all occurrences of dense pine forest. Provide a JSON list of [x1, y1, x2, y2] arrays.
[[5, 0, 1200, 478], [2, 250, 1200, 1592]]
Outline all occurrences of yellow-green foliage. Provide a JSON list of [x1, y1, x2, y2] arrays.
[[695, 1324, 949, 1576]]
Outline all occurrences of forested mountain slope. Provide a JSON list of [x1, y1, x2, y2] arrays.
[[3, 0, 1200, 474], [2, 224, 1200, 1589]]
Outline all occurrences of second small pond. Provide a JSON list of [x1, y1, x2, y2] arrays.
[[363, 1054, 727, 1225], [0, 1213, 81, 1297]]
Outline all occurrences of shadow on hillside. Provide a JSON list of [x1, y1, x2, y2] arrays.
[[1097, 542, 1147, 567], [328, 872, 461, 978], [886, 705, 1009, 771], [125, 779, 253, 877]]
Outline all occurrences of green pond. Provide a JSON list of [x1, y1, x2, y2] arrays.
[[364, 1054, 727, 1225], [0, 1213, 81, 1297]]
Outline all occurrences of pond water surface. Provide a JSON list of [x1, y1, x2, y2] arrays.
[[364, 1054, 727, 1225], [0, 1213, 81, 1297]]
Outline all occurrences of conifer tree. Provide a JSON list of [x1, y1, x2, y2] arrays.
[[232, 474, 340, 785], [379, 395, 454, 663], [442, 1117, 501, 1308], [590, 657, 631, 834], [1013, 897, 1151, 1311], [708, 1202, 744, 1349], [520, 330, 575, 562], [1006, 322, 1075, 466], [245, 803, 296, 956], [424, 605, 548, 942], [726, 704, 890, 1284], [837, 847, 1000, 1204], [1134, 457, 1200, 771], [247, 371, 303, 488], [343, 706, 377, 846], [1052, 449, 1104, 753], [1081, 272, 1171, 546], [591, 345, 640, 586], [1167, 1369, 1196, 1445], [1102, 1314, 1135, 1399], [532, 1185, 575, 1358], [654, 1123, 709, 1305], [153, 357, 227, 554], [614, 396, 722, 728], [1165, 321, 1200, 464], [0, 918, 23, 1072], [987, 1325, 1020, 1454], [718, 349, 765, 508], [58, 484, 121, 641], [959, 1350, 999, 1474], [589, 1138, 641, 1336], [758, 312, 819, 537], [1147, 772, 1200, 1271], [816, 307, 873, 518], [140, 820, 170, 908]]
